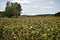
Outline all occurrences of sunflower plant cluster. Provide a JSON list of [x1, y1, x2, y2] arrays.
[[0, 16, 60, 40]]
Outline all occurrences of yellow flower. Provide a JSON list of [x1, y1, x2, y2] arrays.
[[42, 33, 47, 37], [30, 26, 33, 28], [44, 34, 47, 36], [14, 36, 16, 39], [31, 31, 35, 34], [12, 32, 14, 35], [47, 28, 50, 31], [51, 28, 53, 30]]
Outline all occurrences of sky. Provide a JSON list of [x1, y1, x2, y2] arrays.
[[0, 0, 60, 15]]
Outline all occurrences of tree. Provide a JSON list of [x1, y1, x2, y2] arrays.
[[55, 12, 60, 16], [5, 7, 14, 18], [11, 2, 22, 17], [5, 1, 22, 18]]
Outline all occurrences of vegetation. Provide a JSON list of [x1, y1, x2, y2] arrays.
[[0, 12, 4, 17], [54, 12, 60, 16], [0, 1, 22, 18], [0, 16, 60, 40], [5, 1, 22, 18]]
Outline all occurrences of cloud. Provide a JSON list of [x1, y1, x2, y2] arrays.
[[12, 0, 30, 4], [49, 1, 54, 4], [0, 2, 6, 11], [41, 0, 54, 4], [41, 6, 53, 9], [46, 0, 54, 4], [25, 6, 53, 9]]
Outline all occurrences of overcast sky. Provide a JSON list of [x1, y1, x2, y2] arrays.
[[0, 0, 60, 15]]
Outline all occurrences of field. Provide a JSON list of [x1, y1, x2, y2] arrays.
[[0, 16, 60, 40]]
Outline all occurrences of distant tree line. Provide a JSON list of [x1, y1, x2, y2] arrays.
[[54, 12, 60, 16], [0, 12, 4, 17], [0, 1, 22, 18]]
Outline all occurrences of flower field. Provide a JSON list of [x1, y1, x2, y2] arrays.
[[0, 16, 60, 40]]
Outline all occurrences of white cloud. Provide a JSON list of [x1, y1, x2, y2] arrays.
[[12, 0, 30, 4], [47, 0, 54, 4], [41, 6, 53, 9], [41, 0, 54, 4], [49, 1, 54, 4], [0, 2, 6, 11], [30, 6, 53, 9]]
